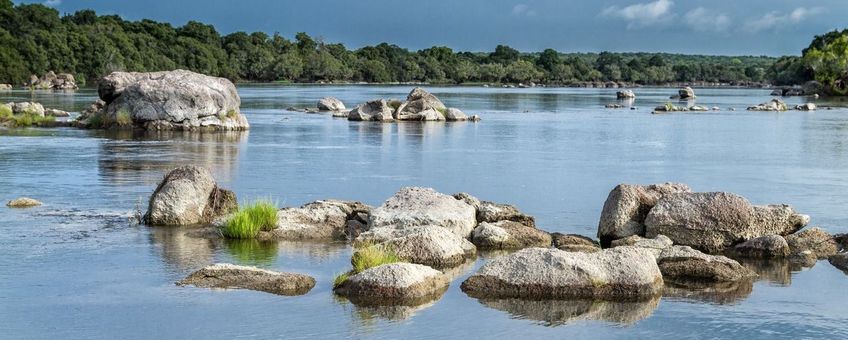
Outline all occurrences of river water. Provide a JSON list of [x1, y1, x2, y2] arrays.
[[1, 85, 847, 339]]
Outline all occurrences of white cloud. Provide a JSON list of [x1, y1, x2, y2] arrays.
[[512, 4, 537, 17], [44, 0, 61, 6], [684, 7, 731, 33], [743, 7, 823, 32], [601, 0, 674, 29]]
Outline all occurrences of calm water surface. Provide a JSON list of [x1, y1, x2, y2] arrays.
[[1, 85, 847, 339]]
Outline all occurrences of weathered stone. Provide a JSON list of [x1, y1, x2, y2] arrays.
[[597, 183, 691, 247], [376, 226, 476, 269], [644, 192, 808, 253], [395, 87, 447, 121], [144, 166, 237, 226], [0, 84, 12, 90], [317, 97, 346, 111], [616, 90, 636, 99], [177, 263, 315, 296], [476, 200, 536, 227], [6, 102, 45, 116], [348, 99, 394, 121], [6, 197, 43, 208], [367, 187, 477, 239], [444, 108, 468, 121], [471, 221, 551, 250], [263, 200, 371, 240], [610, 235, 673, 258], [785, 227, 838, 259], [730, 235, 790, 258], [657, 246, 756, 283], [334, 263, 449, 304], [461, 247, 663, 300], [551, 233, 601, 253], [828, 253, 848, 273], [87, 70, 247, 131]]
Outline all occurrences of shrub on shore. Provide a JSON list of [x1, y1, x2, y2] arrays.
[[221, 199, 278, 239], [333, 244, 403, 288]]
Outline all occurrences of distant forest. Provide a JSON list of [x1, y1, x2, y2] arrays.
[[0, 1, 837, 89]]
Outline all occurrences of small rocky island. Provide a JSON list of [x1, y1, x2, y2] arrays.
[[310, 88, 479, 122], [138, 166, 848, 315]]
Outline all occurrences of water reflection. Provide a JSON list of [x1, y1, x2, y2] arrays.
[[148, 227, 216, 271], [735, 258, 815, 286], [97, 130, 247, 185], [662, 280, 754, 305], [473, 297, 661, 327], [334, 287, 448, 322], [224, 239, 279, 266]]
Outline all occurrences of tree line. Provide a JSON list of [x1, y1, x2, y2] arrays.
[[0, 1, 833, 88]]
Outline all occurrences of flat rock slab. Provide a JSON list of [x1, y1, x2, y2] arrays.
[[461, 247, 663, 300], [177, 263, 315, 296], [7, 197, 43, 208], [658, 246, 756, 283], [471, 220, 551, 250], [334, 263, 449, 305]]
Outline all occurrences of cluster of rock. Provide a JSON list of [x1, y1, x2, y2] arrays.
[[653, 103, 721, 113], [178, 263, 315, 296], [746, 99, 817, 112], [77, 70, 249, 131], [151, 168, 847, 317], [2, 102, 70, 118], [340, 88, 479, 122], [24, 71, 78, 90]]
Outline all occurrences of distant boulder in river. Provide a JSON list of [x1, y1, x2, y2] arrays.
[[79, 70, 249, 131], [347, 88, 477, 122], [317, 97, 346, 112]]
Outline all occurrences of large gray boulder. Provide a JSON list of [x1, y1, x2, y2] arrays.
[[333, 263, 449, 304], [657, 245, 756, 283], [597, 183, 691, 247], [444, 108, 468, 121], [348, 99, 394, 121], [317, 97, 346, 111], [375, 226, 476, 269], [785, 227, 838, 259], [367, 187, 477, 239], [644, 192, 809, 253], [85, 70, 248, 130], [395, 87, 447, 121], [177, 263, 315, 296], [264, 200, 370, 240], [471, 220, 551, 250], [144, 166, 237, 226], [461, 247, 663, 300]]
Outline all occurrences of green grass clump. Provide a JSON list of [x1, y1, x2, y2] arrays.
[[436, 107, 448, 115], [0, 105, 12, 119], [333, 244, 403, 288], [225, 239, 279, 266], [115, 109, 132, 127], [221, 199, 278, 239], [8, 113, 54, 127]]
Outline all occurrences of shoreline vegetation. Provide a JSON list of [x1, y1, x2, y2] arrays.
[[2, 1, 845, 94]]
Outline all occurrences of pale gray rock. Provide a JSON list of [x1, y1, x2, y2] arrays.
[[0, 84, 12, 90], [444, 108, 468, 121], [795, 103, 816, 111], [348, 99, 394, 121], [177, 263, 315, 296], [44, 108, 70, 117], [395, 87, 447, 121], [657, 245, 756, 283], [334, 263, 450, 304], [471, 220, 552, 250], [461, 247, 663, 300], [6, 197, 43, 208], [367, 187, 477, 239], [5, 102, 45, 116], [317, 97, 346, 111], [376, 226, 476, 269], [644, 192, 808, 253], [89, 70, 247, 130], [264, 200, 371, 240], [610, 235, 673, 258], [616, 90, 636, 99], [597, 182, 691, 247], [144, 166, 237, 226]]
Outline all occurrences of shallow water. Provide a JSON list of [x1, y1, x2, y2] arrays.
[[2, 85, 848, 339]]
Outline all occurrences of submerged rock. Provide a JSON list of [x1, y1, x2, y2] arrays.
[[730, 235, 790, 258], [461, 247, 663, 300], [265, 200, 371, 240], [551, 233, 601, 253], [657, 246, 756, 283], [471, 220, 551, 250], [144, 166, 237, 226], [348, 99, 394, 121], [177, 263, 315, 296], [6, 197, 43, 208], [644, 192, 808, 253], [83, 70, 247, 131], [785, 227, 838, 259], [375, 226, 476, 269], [334, 263, 449, 304], [367, 187, 477, 239], [597, 182, 691, 247], [317, 97, 346, 112]]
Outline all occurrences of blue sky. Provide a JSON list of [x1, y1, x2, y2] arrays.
[[20, 0, 848, 56]]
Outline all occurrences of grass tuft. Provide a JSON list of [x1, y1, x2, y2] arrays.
[[332, 272, 350, 288], [115, 109, 132, 127], [221, 199, 278, 239], [333, 244, 403, 287], [0, 105, 13, 119]]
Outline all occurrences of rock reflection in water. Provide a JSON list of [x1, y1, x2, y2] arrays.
[[474, 296, 660, 327], [334, 287, 448, 322], [662, 279, 754, 305], [224, 239, 279, 266], [148, 226, 216, 271], [97, 130, 247, 185]]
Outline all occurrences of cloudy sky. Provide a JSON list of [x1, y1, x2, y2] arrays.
[[21, 0, 847, 56]]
